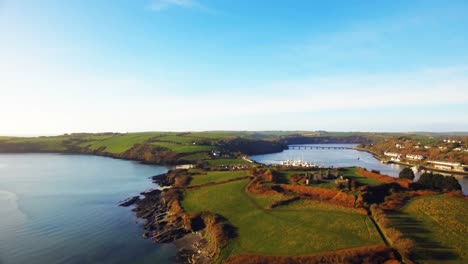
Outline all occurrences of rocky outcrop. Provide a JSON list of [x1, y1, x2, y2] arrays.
[[118, 196, 140, 207], [132, 187, 188, 244]]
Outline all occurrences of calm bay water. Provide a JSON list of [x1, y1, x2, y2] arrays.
[[0, 154, 176, 264], [250, 144, 468, 195]]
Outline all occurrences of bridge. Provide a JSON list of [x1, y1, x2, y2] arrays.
[[288, 145, 353, 150]]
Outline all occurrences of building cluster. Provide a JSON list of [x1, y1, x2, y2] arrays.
[[440, 139, 467, 151], [384, 152, 425, 162], [393, 138, 468, 155], [427, 161, 465, 172], [407, 138, 467, 152], [406, 154, 425, 161], [384, 151, 403, 162], [218, 164, 251, 170], [443, 139, 462, 144], [385, 140, 468, 172]]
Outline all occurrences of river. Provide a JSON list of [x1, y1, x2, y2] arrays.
[[250, 144, 468, 195], [0, 154, 176, 264]]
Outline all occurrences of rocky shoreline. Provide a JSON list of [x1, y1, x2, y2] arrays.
[[119, 171, 211, 264]]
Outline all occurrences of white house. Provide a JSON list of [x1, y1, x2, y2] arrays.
[[384, 152, 401, 158], [406, 154, 425, 161], [175, 164, 194, 169]]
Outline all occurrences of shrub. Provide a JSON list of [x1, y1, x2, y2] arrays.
[[263, 169, 274, 181], [225, 245, 396, 264], [399, 168, 415, 180], [417, 173, 461, 192], [203, 213, 237, 248]]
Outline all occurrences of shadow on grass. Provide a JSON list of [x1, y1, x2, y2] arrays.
[[389, 212, 459, 262], [272, 171, 290, 184], [216, 214, 239, 239]]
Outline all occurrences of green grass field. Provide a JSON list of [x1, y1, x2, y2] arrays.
[[179, 152, 212, 161], [79, 132, 159, 154], [343, 167, 382, 186], [5, 136, 71, 151], [0, 136, 15, 142], [155, 134, 202, 144], [0, 131, 412, 157], [205, 158, 253, 166], [182, 178, 383, 260], [189, 170, 249, 186], [151, 142, 215, 154], [389, 195, 468, 263], [188, 131, 245, 139], [0, 131, 278, 156]]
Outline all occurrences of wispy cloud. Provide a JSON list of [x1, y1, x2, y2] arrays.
[[147, 0, 208, 12]]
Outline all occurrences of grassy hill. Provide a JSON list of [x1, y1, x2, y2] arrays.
[[1, 131, 458, 166], [389, 195, 468, 263], [0, 131, 379, 164]]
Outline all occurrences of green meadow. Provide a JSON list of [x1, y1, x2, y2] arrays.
[[189, 170, 249, 186], [80, 132, 159, 154], [343, 167, 382, 186], [205, 158, 253, 166], [151, 141, 214, 154], [5, 136, 72, 152], [179, 152, 212, 161], [181, 177, 384, 260], [0, 131, 411, 157], [389, 195, 468, 264]]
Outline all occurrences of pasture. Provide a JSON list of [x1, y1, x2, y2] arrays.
[[151, 142, 214, 154], [389, 195, 468, 263], [182, 179, 384, 260], [189, 170, 249, 186], [205, 158, 253, 166], [80, 132, 159, 154], [343, 167, 382, 186]]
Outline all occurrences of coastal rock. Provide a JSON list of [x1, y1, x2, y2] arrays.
[[151, 172, 172, 187], [129, 170, 210, 263], [118, 196, 140, 207]]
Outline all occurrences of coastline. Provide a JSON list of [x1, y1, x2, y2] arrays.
[[6, 151, 466, 263], [120, 171, 213, 264], [6, 142, 466, 262]]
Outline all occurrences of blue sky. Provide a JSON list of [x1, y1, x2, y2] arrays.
[[1, 0, 467, 135]]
